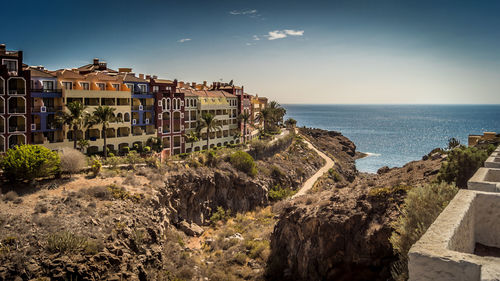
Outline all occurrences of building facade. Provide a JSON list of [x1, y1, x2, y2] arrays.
[[0, 44, 31, 151], [151, 78, 185, 155], [0, 44, 269, 156]]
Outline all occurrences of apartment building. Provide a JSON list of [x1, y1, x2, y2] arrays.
[[28, 66, 64, 147], [0, 44, 31, 151], [181, 89, 239, 152], [151, 77, 184, 155], [0, 44, 269, 156]]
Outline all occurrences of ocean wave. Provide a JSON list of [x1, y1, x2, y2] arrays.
[[363, 152, 381, 157]]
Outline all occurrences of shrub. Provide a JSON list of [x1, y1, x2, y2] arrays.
[[3, 191, 18, 202], [206, 150, 218, 167], [268, 185, 296, 201], [389, 182, 458, 281], [121, 146, 130, 155], [1, 144, 60, 181], [47, 231, 89, 254], [210, 206, 231, 224], [143, 146, 151, 153], [437, 146, 489, 188], [90, 156, 102, 177], [328, 168, 342, 182], [229, 151, 257, 176], [59, 148, 86, 175], [104, 156, 121, 169], [126, 150, 142, 165]]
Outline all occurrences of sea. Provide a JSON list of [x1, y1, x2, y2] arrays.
[[284, 104, 500, 173]]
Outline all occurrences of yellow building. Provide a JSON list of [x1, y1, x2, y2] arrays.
[[181, 89, 239, 152]]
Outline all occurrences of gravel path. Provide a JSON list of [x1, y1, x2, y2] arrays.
[[292, 134, 335, 198]]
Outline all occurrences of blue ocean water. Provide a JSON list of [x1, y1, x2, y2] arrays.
[[284, 105, 500, 173]]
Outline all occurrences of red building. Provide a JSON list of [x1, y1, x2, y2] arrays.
[[0, 44, 31, 152], [150, 77, 185, 155]]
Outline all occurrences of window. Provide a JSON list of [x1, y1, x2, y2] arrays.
[[126, 83, 134, 92], [138, 84, 147, 93], [153, 86, 159, 92], [166, 86, 172, 91], [80, 82, 89, 90], [112, 84, 120, 91], [2, 59, 18, 72], [43, 81, 54, 90], [62, 82, 73, 90], [96, 83, 105, 91]]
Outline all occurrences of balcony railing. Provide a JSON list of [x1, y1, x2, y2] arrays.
[[8, 107, 26, 114], [31, 88, 62, 93], [9, 126, 25, 132], [132, 105, 154, 110], [31, 106, 63, 113], [8, 90, 25, 95]]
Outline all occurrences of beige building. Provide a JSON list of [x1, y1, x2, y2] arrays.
[[181, 89, 240, 152]]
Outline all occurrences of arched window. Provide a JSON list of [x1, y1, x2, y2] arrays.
[[166, 98, 171, 110], [124, 113, 130, 122], [162, 98, 167, 111]]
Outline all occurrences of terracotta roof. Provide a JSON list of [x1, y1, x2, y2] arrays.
[[85, 72, 119, 81], [54, 69, 85, 79], [26, 67, 56, 78], [117, 73, 148, 83]]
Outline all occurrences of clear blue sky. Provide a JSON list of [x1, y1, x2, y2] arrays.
[[3, 0, 500, 104]]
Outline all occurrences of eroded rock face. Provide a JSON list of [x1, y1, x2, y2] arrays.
[[164, 165, 269, 226], [268, 187, 398, 281]]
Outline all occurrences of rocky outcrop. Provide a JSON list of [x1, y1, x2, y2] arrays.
[[299, 128, 358, 182], [268, 144, 445, 281], [163, 164, 269, 226], [268, 187, 399, 281]]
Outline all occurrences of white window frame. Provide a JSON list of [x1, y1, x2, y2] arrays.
[[96, 83, 106, 91], [8, 115, 26, 133], [2, 59, 18, 73], [126, 83, 135, 92], [62, 81, 73, 90], [7, 77, 26, 95], [0, 77, 4, 95], [80, 82, 89, 90], [138, 84, 147, 93], [153, 86, 159, 93], [112, 84, 120, 91]]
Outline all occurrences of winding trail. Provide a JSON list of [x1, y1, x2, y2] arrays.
[[292, 133, 335, 198]]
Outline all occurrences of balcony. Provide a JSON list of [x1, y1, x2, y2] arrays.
[[132, 105, 154, 111], [8, 106, 26, 114], [9, 125, 25, 133], [31, 88, 62, 93], [31, 106, 63, 113]]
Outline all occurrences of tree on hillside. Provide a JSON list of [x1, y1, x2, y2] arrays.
[[87, 106, 120, 158], [447, 137, 461, 150], [256, 108, 273, 133], [285, 118, 297, 129], [56, 101, 89, 149], [198, 113, 222, 150], [238, 111, 251, 144]]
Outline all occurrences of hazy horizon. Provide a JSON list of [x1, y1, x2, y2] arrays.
[[3, 0, 500, 104]]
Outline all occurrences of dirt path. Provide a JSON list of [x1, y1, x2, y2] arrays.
[[292, 134, 335, 198]]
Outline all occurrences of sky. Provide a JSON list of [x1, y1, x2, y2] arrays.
[[2, 0, 500, 104]]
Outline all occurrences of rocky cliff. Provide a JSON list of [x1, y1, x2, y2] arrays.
[[0, 136, 323, 280], [267, 131, 445, 281]]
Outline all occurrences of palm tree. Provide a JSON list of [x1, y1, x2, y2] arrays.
[[256, 108, 273, 133], [285, 118, 297, 129], [268, 101, 286, 127], [88, 106, 119, 158], [184, 131, 199, 152], [237, 111, 251, 144], [198, 112, 222, 150], [77, 139, 90, 152], [56, 101, 88, 149]]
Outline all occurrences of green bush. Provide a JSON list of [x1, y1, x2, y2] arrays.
[[143, 146, 151, 153], [1, 144, 60, 181], [229, 151, 257, 176], [437, 146, 490, 188], [47, 231, 90, 254], [90, 156, 102, 177], [268, 185, 297, 201], [126, 150, 142, 165], [210, 206, 231, 224], [389, 182, 458, 281]]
